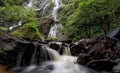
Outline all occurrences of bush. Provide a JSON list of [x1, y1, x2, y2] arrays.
[[0, 0, 26, 6], [11, 22, 42, 40], [0, 6, 36, 24]]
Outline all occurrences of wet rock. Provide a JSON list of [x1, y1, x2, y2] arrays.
[[49, 41, 62, 51], [106, 27, 120, 41], [86, 60, 118, 72], [49, 41, 63, 54], [70, 39, 95, 56], [112, 64, 120, 73], [116, 42, 120, 49], [77, 38, 120, 65], [70, 44, 86, 56], [0, 35, 39, 67], [39, 18, 54, 35]]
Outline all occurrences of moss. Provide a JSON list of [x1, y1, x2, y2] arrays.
[[47, 37, 57, 41], [0, 47, 4, 54], [0, 27, 8, 31], [0, 27, 8, 35], [11, 22, 42, 40]]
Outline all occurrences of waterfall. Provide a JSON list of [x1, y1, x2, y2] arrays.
[[41, 3, 50, 17], [20, 45, 98, 73], [48, 23, 63, 39], [9, 21, 22, 31], [30, 42, 38, 64], [52, 0, 61, 21], [16, 52, 23, 67], [27, 0, 33, 8], [48, 0, 62, 39], [48, 24, 58, 38], [18, 41, 98, 73], [41, 44, 60, 61], [63, 46, 71, 56]]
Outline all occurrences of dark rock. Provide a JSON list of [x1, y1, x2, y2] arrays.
[[86, 60, 118, 72], [116, 42, 120, 49], [106, 28, 120, 41], [39, 18, 54, 35], [0, 35, 52, 67], [112, 64, 120, 73]]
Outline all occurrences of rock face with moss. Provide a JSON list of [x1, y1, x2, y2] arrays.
[[38, 18, 54, 35], [11, 22, 42, 40]]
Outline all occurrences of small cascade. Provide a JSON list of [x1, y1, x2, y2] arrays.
[[26, 0, 42, 11], [48, 23, 63, 39], [41, 44, 60, 61], [16, 52, 23, 67], [41, 3, 50, 17], [48, 0, 62, 39], [52, 0, 61, 21], [27, 0, 33, 8], [48, 41, 71, 55], [30, 41, 38, 65], [48, 24, 58, 38], [63, 46, 71, 56], [16, 41, 99, 73], [9, 21, 22, 31]]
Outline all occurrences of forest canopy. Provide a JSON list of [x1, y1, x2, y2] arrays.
[[0, 0, 120, 40], [60, 0, 120, 40]]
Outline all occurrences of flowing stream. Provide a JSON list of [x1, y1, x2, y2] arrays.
[[48, 0, 62, 39], [19, 42, 98, 73]]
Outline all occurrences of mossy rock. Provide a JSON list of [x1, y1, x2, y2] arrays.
[[11, 22, 42, 40], [47, 37, 57, 41], [0, 27, 8, 35], [0, 27, 8, 31]]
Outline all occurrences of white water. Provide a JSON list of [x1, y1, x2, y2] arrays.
[[30, 42, 38, 64], [63, 46, 71, 55], [27, 0, 33, 8], [48, 24, 58, 38], [48, 0, 62, 38], [41, 44, 60, 61], [41, 3, 50, 17], [9, 21, 22, 31], [20, 43, 98, 73], [52, 0, 61, 21], [16, 52, 23, 67]]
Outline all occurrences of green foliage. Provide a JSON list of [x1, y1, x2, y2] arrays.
[[47, 37, 57, 41], [0, 0, 26, 6], [0, 6, 36, 24], [11, 22, 41, 40], [60, 0, 120, 40], [0, 27, 8, 31]]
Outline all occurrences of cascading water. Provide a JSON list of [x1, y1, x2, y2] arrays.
[[16, 52, 23, 67], [41, 44, 60, 61], [9, 21, 22, 31], [41, 3, 50, 17], [27, 0, 33, 8], [20, 43, 98, 73], [48, 0, 62, 39], [52, 0, 61, 21], [48, 24, 58, 38], [30, 41, 38, 65]]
